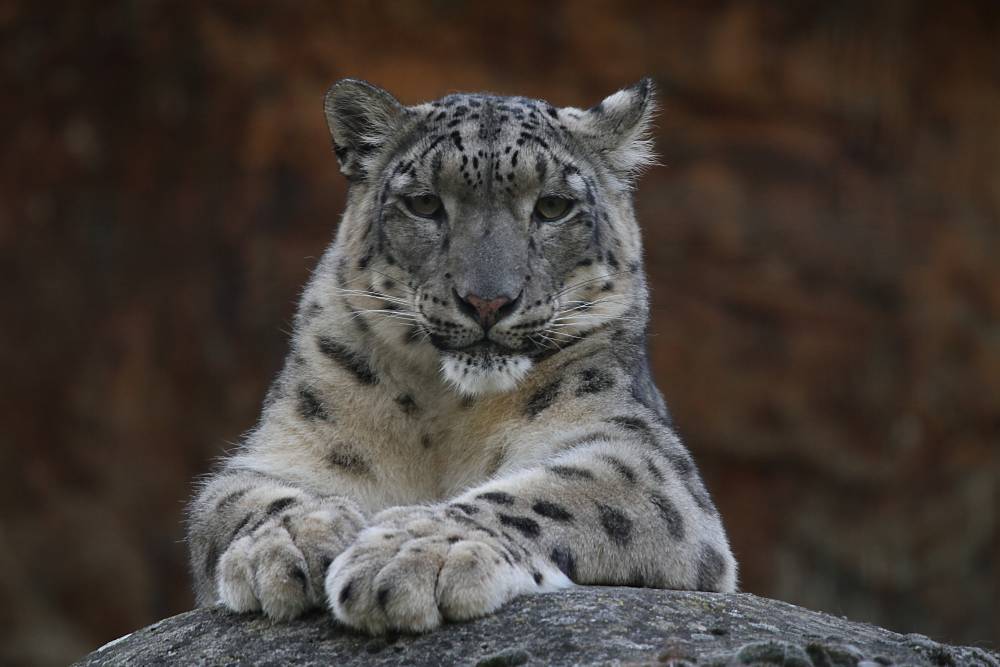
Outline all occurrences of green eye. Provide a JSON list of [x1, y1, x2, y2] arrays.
[[534, 196, 572, 222], [404, 194, 443, 218]]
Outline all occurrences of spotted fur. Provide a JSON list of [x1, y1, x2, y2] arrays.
[[186, 78, 737, 634]]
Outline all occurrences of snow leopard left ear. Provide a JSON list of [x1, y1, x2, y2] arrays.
[[575, 78, 658, 181], [324, 79, 407, 181]]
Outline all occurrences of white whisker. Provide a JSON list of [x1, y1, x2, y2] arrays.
[[365, 267, 415, 294], [528, 334, 559, 351], [543, 329, 584, 340], [550, 315, 642, 326], [342, 269, 415, 295], [349, 309, 419, 325], [332, 287, 411, 305], [556, 298, 630, 315], [551, 271, 630, 299]]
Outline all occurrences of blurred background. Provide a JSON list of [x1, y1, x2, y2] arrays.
[[2, 1, 998, 664]]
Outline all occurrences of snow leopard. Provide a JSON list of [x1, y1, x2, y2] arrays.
[[186, 78, 737, 634]]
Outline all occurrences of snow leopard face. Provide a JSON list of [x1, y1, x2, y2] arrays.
[[324, 79, 656, 396]]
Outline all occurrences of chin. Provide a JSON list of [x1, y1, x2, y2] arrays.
[[439, 347, 533, 396]]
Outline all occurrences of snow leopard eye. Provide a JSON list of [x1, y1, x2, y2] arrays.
[[533, 196, 573, 222], [404, 194, 443, 218]]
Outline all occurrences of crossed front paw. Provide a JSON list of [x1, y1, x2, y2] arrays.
[[216, 496, 364, 620], [325, 505, 571, 634]]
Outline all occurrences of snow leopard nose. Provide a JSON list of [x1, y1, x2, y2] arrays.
[[454, 290, 519, 330]]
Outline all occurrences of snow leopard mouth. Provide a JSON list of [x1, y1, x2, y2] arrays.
[[429, 337, 514, 356], [454, 340, 508, 356], [430, 334, 558, 364]]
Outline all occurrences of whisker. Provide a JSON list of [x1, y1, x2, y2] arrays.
[[543, 328, 584, 340], [333, 288, 411, 306], [555, 309, 635, 321], [362, 314, 419, 323], [332, 284, 410, 300], [551, 312, 643, 324], [556, 298, 631, 315], [551, 271, 630, 299], [349, 309, 419, 322], [557, 302, 595, 314], [552, 317, 643, 327], [528, 334, 559, 351], [364, 267, 416, 294], [561, 294, 632, 307], [353, 314, 418, 323], [553, 305, 640, 320], [369, 316, 422, 328], [341, 273, 376, 288], [561, 297, 631, 307]]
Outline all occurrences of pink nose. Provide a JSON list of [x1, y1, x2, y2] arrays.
[[461, 293, 512, 330]]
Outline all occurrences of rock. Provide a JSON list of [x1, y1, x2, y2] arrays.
[[75, 588, 998, 666]]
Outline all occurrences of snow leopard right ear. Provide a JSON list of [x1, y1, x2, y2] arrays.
[[324, 79, 407, 181]]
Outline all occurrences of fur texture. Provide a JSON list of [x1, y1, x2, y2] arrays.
[[186, 78, 737, 634]]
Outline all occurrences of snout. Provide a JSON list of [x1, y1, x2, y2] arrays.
[[453, 289, 522, 331]]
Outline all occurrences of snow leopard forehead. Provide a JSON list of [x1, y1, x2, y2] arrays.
[[378, 94, 604, 248], [325, 80, 656, 193]]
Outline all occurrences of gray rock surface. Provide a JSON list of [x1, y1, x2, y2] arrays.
[[76, 588, 998, 666]]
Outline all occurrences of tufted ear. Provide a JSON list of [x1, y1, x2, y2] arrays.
[[324, 79, 407, 180], [576, 78, 658, 181]]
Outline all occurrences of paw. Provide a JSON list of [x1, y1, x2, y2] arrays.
[[325, 506, 571, 634], [217, 496, 364, 620]]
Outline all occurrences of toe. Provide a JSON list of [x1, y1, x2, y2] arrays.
[[326, 547, 390, 634], [436, 540, 530, 621], [217, 535, 260, 613], [372, 538, 447, 632], [249, 526, 312, 620]]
